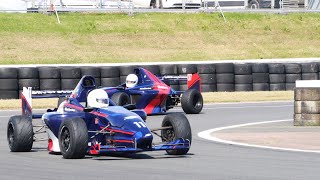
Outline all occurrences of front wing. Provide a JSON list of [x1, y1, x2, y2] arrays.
[[88, 138, 190, 154]]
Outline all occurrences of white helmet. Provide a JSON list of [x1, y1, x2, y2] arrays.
[[87, 89, 109, 108], [126, 74, 138, 88]]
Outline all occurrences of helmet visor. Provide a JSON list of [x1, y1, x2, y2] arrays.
[[96, 98, 109, 105]]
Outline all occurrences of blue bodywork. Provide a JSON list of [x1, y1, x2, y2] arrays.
[[38, 76, 190, 154]]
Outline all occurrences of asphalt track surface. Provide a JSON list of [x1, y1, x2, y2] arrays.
[[1, 102, 320, 180]]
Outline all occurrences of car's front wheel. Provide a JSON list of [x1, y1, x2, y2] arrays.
[[58, 117, 88, 159], [161, 113, 192, 155]]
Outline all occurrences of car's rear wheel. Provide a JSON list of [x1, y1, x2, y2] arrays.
[[161, 113, 191, 155], [181, 89, 203, 114], [7, 115, 33, 152], [58, 117, 88, 159], [111, 92, 130, 106]]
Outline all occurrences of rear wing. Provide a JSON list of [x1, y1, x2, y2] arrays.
[[160, 73, 202, 92], [21, 87, 73, 119]]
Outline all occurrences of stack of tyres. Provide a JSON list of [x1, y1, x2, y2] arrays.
[[0, 68, 18, 99], [81, 66, 101, 87], [285, 63, 301, 90], [100, 66, 120, 87], [294, 88, 320, 126], [38, 67, 61, 90], [301, 63, 318, 80], [60, 67, 81, 90], [268, 63, 286, 91], [197, 63, 216, 92], [177, 64, 197, 91], [216, 63, 234, 92], [159, 64, 180, 91], [234, 63, 252, 91], [140, 65, 161, 76], [252, 63, 269, 91], [18, 67, 40, 97]]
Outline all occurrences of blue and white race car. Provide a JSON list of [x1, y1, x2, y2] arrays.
[[7, 76, 191, 159]]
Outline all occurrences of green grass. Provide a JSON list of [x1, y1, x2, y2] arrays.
[[0, 12, 320, 64]]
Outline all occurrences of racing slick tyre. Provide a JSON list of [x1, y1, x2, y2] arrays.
[[111, 92, 130, 106], [58, 117, 88, 159], [161, 113, 192, 155], [7, 115, 33, 152], [181, 89, 203, 114]]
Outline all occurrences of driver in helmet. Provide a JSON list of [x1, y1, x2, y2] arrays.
[[126, 74, 138, 88], [87, 89, 109, 108]]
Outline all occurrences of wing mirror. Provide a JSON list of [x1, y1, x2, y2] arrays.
[[84, 107, 95, 112]]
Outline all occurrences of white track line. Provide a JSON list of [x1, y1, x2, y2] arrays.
[[198, 119, 320, 154]]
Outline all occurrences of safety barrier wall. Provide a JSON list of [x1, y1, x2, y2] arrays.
[[1, 62, 320, 99]]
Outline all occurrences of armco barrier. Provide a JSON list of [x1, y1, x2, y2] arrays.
[[1, 61, 320, 99]]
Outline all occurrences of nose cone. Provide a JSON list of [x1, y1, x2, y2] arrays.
[[134, 131, 153, 150]]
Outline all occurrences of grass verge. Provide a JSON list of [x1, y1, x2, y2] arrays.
[[0, 13, 320, 64], [0, 91, 293, 110]]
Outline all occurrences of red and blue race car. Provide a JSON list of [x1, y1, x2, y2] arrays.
[[103, 68, 203, 115], [7, 76, 191, 159]]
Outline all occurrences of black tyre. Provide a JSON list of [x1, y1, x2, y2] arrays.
[[58, 117, 88, 159], [249, 0, 259, 9], [269, 74, 285, 83], [197, 64, 215, 74], [38, 67, 60, 79], [81, 67, 101, 78], [7, 115, 33, 152], [268, 63, 285, 74], [100, 66, 120, 78], [302, 73, 318, 80], [285, 83, 295, 91], [216, 74, 234, 83], [270, 83, 286, 91], [234, 64, 252, 75], [286, 74, 301, 83], [111, 92, 130, 106], [235, 75, 252, 84], [159, 64, 178, 75], [253, 83, 269, 91], [301, 63, 318, 73], [101, 77, 121, 87], [216, 63, 234, 73], [0, 68, 18, 79], [120, 66, 138, 76], [217, 83, 235, 92], [40, 79, 61, 90], [61, 79, 80, 90], [181, 89, 203, 114], [177, 64, 197, 74], [60, 67, 81, 79], [235, 84, 253, 91], [161, 113, 191, 155], [201, 84, 217, 92], [285, 64, 301, 74], [140, 65, 161, 76], [252, 73, 269, 83], [252, 63, 268, 73], [18, 67, 39, 79], [199, 74, 216, 84], [0, 79, 18, 90], [18, 79, 40, 90]]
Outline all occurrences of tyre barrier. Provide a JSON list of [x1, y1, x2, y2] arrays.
[[1, 61, 320, 99], [294, 87, 320, 126]]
